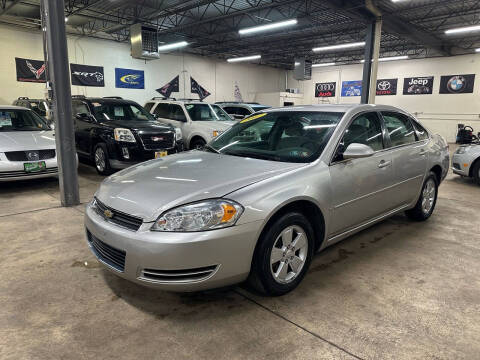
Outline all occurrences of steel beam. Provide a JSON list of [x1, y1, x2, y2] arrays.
[[368, 18, 382, 104], [361, 21, 375, 104], [41, 0, 80, 206]]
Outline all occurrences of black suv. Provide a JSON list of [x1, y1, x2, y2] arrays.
[[72, 96, 183, 175]]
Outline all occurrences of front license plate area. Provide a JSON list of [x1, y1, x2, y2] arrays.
[[155, 151, 168, 159], [24, 161, 46, 173]]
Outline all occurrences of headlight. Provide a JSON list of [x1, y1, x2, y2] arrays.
[[174, 127, 183, 141], [455, 146, 470, 154], [151, 199, 243, 232], [114, 128, 136, 143]]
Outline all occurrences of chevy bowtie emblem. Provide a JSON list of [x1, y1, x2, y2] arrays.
[[104, 209, 114, 218], [151, 136, 164, 142]]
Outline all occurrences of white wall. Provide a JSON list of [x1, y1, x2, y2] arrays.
[[287, 55, 480, 142], [0, 24, 284, 106]]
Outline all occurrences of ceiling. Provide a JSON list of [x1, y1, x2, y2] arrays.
[[1, 0, 480, 68]]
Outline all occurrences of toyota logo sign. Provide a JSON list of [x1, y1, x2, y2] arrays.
[[377, 81, 391, 91]]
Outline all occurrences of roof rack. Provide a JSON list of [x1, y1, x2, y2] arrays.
[[177, 98, 203, 102], [103, 96, 123, 99], [72, 95, 86, 99], [151, 96, 176, 101], [17, 96, 29, 100]]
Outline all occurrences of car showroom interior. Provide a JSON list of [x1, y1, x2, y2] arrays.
[[1, 0, 480, 359]]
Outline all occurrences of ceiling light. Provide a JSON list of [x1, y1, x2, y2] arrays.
[[476, 48, 480, 52], [361, 55, 409, 62], [313, 42, 365, 52], [312, 62, 336, 67], [294, 61, 300, 66], [157, 41, 189, 51], [227, 55, 261, 63], [445, 25, 480, 35], [239, 19, 297, 35]]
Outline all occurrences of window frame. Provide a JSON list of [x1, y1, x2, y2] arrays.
[[152, 102, 170, 119], [169, 104, 188, 122], [330, 110, 389, 165], [379, 111, 422, 149]]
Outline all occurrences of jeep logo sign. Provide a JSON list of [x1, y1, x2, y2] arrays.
[[403, 76, 434, 95]]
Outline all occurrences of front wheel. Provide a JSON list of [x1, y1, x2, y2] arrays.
[[190, 138, 206, 150], [248, 212, 314, 296], [405, 172, 438, 221], [472, 161, 480, 185], [93, 143, 112, 176]]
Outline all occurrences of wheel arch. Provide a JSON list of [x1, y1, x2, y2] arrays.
[[468, 156, 480, 177], [188, 134, 207, 149], [430, 164, 443, 184]]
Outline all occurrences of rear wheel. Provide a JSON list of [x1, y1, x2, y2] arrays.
[[472, 161, 480, 185], [248, 212, 314, 296], [93, 143, 112, 176], [405, 172, 438, 221], [190, 137, 206, 150]]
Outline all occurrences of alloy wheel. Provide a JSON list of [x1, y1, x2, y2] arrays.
[[95, 147, 106, 172], [270, 225, 308, 284], [421, 178, 436, 214]]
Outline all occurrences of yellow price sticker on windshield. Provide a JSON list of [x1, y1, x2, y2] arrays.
[[240, 112, 267, 123]]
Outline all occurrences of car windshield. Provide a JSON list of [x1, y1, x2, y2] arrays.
[[0, 109, 50, 131], [211, 104, 234, 121], [30, 101, 49, 117], [208, 111, 344, 163], [185, 103, 226, 121], [92, 102, 154, 122]]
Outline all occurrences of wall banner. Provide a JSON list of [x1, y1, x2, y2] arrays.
[[15, 57, 46, 83], [376, 78, 397, 96], [341, 80, 362, 97], [115, 68, 144, 89], [439, 74, 475, 94], [403, 76, 434, 95], [70, 63, 105, 87], [315, 82, 336, 97]]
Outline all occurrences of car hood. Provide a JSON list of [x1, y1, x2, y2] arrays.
[[96, 151, 305, 222], [102, 119, 173, 131], [0, 130, 55, 152]]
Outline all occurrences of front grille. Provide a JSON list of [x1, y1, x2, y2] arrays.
[[87, 231, 126, 272], [5, 149, 56, 161], [140, 265, 218, 283], [93, 198, 143, 231], [453, 163, 461, 170], [139, 132, 175, 150], [0, 167, 58, 178]]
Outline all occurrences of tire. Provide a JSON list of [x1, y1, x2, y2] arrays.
[[248, 212, 314, 296], [93, 143, 112, 176], [405, 171, 438, 221], [190, 137, 206, 150], [472, 161, 480, 185]]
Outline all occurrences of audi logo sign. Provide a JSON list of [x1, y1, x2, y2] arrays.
[[315, 82, 336, 98]]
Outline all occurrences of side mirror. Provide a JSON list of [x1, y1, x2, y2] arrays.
[[342, 143, 375, 160], [153, 113, 159, 120], [76, 113, 93, 122]]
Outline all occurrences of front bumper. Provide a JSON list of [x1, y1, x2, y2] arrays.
[[451, 153, 470, 176], [108, 141, 184, 169], [0, 153, 58, 181], [84, 202, 262, 291]]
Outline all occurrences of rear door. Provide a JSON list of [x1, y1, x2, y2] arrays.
[[380, 111, 428, 207], [328, 111, 397, 236]]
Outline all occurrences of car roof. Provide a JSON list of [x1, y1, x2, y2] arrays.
[[82, 98, 138, 105], [262, 103, 405, 114], [0, 105, 29, 110]]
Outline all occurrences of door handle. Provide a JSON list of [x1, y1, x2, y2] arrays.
[[378, 160, 392, 168]]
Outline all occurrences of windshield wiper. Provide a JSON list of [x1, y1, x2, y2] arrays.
[[224, 150, 280, 161], [203, 144, 220, 153]]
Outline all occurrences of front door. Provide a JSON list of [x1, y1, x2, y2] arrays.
[[328, 111, 396, 236], [72, 100, 94, 155]]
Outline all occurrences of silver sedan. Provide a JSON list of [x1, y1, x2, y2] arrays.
[[0, 106, 58, 181], [452, 143, 480, 184], [85, 104, 449, 296]]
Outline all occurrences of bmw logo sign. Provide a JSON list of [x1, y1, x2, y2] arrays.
[[447, 75, 466, 93]]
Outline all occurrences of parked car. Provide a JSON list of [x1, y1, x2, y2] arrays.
[[72, 96, 183, 175], [216, 102, 271, 120], [85, 104, 449, 295], [144, 98, 234, 149], [0, 105, 58, 181], [452, 142, 480, 184], [12, 97, 52, 126]]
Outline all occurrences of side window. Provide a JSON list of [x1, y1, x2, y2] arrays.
[[153, 103, 169, 118], [411, 119, 429, 141], [340, 112, 384, 154], [237, 107, 252, 116], [223, 107, 237, 115], [382, 112, 417, 147], [169, 104, 187, 121], [144, 102, 154, 112], [72, 101, 89, 116]]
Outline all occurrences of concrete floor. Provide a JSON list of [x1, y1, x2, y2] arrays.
[[1, 160, 479, 360]]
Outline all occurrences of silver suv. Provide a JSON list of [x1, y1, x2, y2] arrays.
[[85, 104, 449, 296], [144, 99, 234, 149], [216, 102, 271, 120]]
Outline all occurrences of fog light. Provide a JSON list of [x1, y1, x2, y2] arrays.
[[122, 147, 130, 159]]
